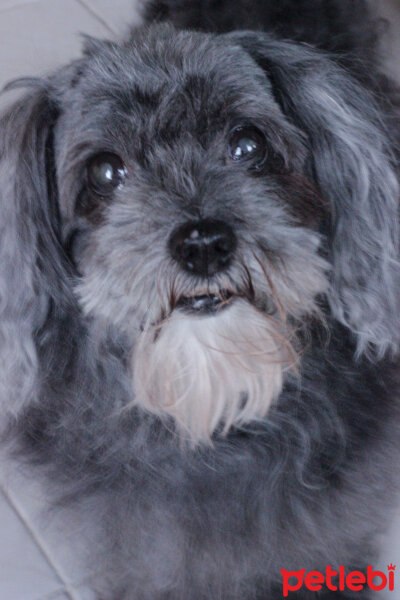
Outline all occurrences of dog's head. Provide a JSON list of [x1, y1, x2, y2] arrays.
[[1, 24, 398, 443]]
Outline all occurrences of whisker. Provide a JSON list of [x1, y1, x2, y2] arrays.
[[252, 249, 288, 324]]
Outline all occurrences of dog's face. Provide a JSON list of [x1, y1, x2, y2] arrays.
[[55, 26, 328, 441], [1, 24, 399, 443]]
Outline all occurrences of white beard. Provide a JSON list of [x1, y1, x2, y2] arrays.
[[131, 299, 293, 444]]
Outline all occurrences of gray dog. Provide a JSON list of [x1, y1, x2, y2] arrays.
[[1, 0, 400, 598]]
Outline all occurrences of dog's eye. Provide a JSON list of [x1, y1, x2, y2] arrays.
[[87, 152, 127, 196], [228, 126, 266, 164]]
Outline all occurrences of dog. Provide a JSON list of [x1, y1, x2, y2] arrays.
[[1, 0, 400, 598]]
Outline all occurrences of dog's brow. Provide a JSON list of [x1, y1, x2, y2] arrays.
[[114, 84, 163, 112]]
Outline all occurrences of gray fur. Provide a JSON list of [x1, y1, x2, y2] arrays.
[[0, 3, 400, 599]]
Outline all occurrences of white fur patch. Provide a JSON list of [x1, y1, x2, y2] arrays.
[[131, 299, 294, 444]]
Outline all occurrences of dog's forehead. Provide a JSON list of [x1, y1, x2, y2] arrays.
[[66, 25, 276, 128]]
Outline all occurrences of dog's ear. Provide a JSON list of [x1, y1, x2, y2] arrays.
[[226, 31, 400, 357], [0, 82, 73, 421]]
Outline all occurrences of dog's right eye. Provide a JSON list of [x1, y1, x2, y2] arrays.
[[87, 152, 127, 196], [228, 126, 267, 166]]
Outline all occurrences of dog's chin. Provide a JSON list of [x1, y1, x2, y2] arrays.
[[130, 297, 293, 445]]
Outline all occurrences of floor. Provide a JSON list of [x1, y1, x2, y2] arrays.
[[0, 0, 400, 598]]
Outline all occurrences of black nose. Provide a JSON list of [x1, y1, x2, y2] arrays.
[[169, 219, 237, 276]]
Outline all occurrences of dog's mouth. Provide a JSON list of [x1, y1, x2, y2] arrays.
[[176, 291, 233, 315]]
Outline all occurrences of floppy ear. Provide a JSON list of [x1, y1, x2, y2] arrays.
[[227, 31, 400, 357], [0, 82, 74, 422]]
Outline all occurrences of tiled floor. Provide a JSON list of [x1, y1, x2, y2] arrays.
[[0, 0, 400, 598]]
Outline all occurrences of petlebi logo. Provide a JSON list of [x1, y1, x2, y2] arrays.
[[281, 564, 396, 597]]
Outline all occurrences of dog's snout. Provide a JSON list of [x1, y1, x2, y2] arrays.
[[169, 219, 236, 276]]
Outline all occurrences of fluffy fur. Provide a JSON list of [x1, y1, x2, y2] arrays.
[[1, 1, 400, 598], [132, 300, 291, 441]]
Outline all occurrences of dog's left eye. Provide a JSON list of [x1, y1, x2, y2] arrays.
[[87, 152, 127, 196], [228, 126, 266, 164]]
